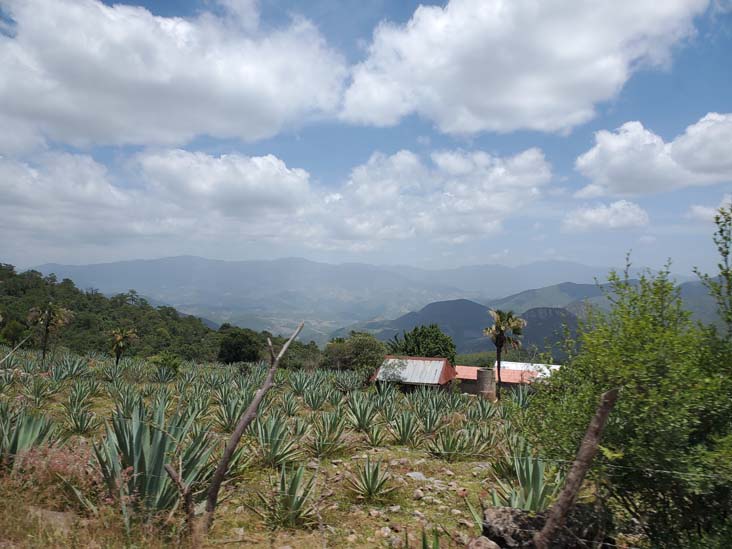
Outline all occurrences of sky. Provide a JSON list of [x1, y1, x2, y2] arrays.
[[0, 0, 731, 274]]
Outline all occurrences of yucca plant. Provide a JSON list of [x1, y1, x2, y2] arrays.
[[256, 414, 301, 467], [0, 407, 56, 471], [490, 454, 563, 512], [347, 393, 378, 432], [93, 399, 214, 515], [305, 412, 347, 458], [346, 456, 395, 501], [251, 465, 317, 530], [426, 428, 472, 462], [325, 387, 343, 407], [390, 411, 422, 447]]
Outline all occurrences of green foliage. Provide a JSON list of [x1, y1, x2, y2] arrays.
[[528, 262, 732, 544], [389, 410, 421, 447], [148, 351, 181, 383], [489, 454, 563, 512], [387, 324, 456, 364], [323, 332, 386, 377], [695, 205, 732, 336], [256, 415, 301, 467], [217, 329, 261, 364], [93, 400, 213, 516], [426, 428, 473, 462], [346, 392, 378, 432], [252, 465, 317, 530], [305, 412, 347, 458], [0, 406, 56, 471], [346, 456, 395, 501]]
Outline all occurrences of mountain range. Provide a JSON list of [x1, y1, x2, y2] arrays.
[[32, 256, 708, 347]]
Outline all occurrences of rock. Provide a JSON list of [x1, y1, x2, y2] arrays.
[[413, 510, 425, 519], [389, 535, 405, 548], [399, 458, 410, 465], [234, 505, 244, 514], [443, 468, 455, 476], [406, 471, 427, 481], [414, 458, 426, 465], [388, 505, 401, 513], [389, 459, 400, 466], [467, 537, 500, 549], [438, 505, 448, 512], [331, 459, 343, 465], [369, 509, 382, 518], [307, 460, 319, 469], [233, 528, 245, 538], [451, 509, 463, 516], [482, 505, 615, 548], [458, 519, 474, 528], [456, 487, 468, 497], [413, 489, 424, 500], [346, 534, 358, 543], [390, 524, 403, 533], [27, 507, 75, 535], [378, 526, 392, 538]]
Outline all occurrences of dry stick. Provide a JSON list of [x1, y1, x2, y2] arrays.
[[197, 322, 304, 540], [533, 388, 619, 549], [0, 334, 33, 366], [164, 463, 194, 529]]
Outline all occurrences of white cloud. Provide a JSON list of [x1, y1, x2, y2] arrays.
[[342, 0, 707, 134], [0, 145, 553, 260], [576, 112, 732, 196], [316, 147, 552, 248], [686, 193, 732, 222], [563, 200, 650, 232], [0, 0, 346, 152]]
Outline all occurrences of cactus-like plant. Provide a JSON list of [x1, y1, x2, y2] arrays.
[[346, 456, 395, 501], [251, 465, 317, 529]]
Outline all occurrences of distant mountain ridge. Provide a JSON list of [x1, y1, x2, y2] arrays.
[[33, 255, 619, 343]]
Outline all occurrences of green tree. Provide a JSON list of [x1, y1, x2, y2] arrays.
[[111, 327, 138, 366], [1, 319, 26, 346], [387, 324, 456, 364], [527, 262, 732, 545], [483, 309, 525, 400], [695, 204, 732, 336], [323, 332, 386, 377], [217, 330, 262, 364]]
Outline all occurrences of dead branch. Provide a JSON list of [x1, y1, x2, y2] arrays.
[[197, 322, 304, 539], [534, 388, 619, 549]]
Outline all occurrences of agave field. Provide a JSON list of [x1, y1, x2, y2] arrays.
[[0, 345, 562, 547]]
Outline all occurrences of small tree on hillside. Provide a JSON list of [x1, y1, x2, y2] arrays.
[[218, 330, 261, 364], [484, 309, 526, 401], [695, 204, 732, 336], [28, 302, 73, 366], [111, 328, 138, 366], [323, 331, 386, 378], [387, 324, 456, 364]]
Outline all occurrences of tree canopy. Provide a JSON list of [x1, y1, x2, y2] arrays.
[[387, 324, 456, 364]]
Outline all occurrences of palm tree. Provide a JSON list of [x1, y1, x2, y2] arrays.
[[28, 303, 73, 366], [483, 309, 526, 401], [111, 328, 138, 366]]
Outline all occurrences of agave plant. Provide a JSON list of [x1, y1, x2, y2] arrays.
[[110, 384, 142, 417], [426, 428, 473, 462], [0, 369, 15, 392], [305, 411, 347, 458], [289, 416, 311, 439], [93, 400, 214, 515], [419, 408, 445, 436], [346, 392, 378, 432], [0, 406, 56, 470], [333, 370, 364, 393], [280, 392, 300, 417], [63, 386, 98, 436], [303, 387, 327, 411], [23, 376, 56, 407], [325, 387, 343, 407], [346, 456, 395, 501], [213, 392, 253, 432], [390, 411, 422, 447], [365, 423, 388, 448], [490, 454, 563, 512], [256, 414, 301, 467], [150, 365, 177, 384], [289, 371, 311, 396], [251, 465, 317, 530], [467, 397, 497, 422]]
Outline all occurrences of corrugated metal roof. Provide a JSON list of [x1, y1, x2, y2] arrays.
[[495, 361, 560, 378], [376, 356, 452, 385], [455, 363, 559, 384], [455, 365, 478, 381]]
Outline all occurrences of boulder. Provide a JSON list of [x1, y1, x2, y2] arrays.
[[482, 505, 614, 548]]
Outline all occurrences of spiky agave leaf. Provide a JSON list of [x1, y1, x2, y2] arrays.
[[345, 456, 395, 501]]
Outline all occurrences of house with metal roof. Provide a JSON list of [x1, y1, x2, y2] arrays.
[[454, 361, 560, 394], [373, 355, 456, 387]]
